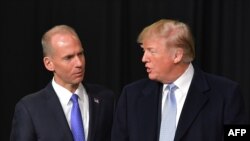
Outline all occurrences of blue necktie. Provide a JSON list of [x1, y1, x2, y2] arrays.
[[71, 94, 85, 141], [159, 84, 177, 141]]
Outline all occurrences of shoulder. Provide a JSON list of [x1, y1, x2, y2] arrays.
[[201, 71, 239, 87], [16, 83, 53, 107], [123, 78, 159, 90], [84, 83, 115, 99], [203, 73, 240, 96], [193, 65, 240, 93]]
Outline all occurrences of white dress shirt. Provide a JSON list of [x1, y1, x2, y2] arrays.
[[52, 78, 89, 140], [162, 63, 194, 126]]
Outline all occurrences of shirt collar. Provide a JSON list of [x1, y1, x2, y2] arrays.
[[163, 63, 194, 94], [52, 78, 86, 105]]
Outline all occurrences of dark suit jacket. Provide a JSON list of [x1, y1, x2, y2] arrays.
[[10, 82, 115, 141], [111, 66, 247, 141]]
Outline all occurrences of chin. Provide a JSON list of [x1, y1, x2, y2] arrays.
[[148, 74, 156, 80], [74, 77, 83, 83], [149, 74, 161, 82]]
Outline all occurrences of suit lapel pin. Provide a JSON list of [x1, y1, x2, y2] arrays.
[[94, 98, 100, 104]]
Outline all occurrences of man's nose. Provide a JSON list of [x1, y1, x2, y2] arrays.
[[75, 56, 84, 66], [142, 52, 148, 63]]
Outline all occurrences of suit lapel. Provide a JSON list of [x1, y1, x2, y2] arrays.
[[85, 85, 101, 141], [174, 68, 209, 141], [44, 83, 74, 141], [137, 81, 162, 141]]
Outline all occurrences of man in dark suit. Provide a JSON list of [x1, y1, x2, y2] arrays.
[[111, 19, 247, 141], [10, 25, 114, 141]]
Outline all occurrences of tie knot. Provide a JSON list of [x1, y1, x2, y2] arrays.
[[167, 83, 177, 92], [71, 94, 79, 103]]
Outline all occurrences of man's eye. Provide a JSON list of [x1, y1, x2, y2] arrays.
[[150, 50, 156, 53], [64, 56, 73, 60], [78, 52, 84, 56]]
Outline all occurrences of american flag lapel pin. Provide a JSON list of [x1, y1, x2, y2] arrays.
[[94, 98, 100, 104]]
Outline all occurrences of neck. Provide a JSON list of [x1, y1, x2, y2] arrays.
[[163, 63, 190, 84]]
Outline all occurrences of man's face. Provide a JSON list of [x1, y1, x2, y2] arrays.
[[141, 37, 175, 83], [45, 33, 85, 88]]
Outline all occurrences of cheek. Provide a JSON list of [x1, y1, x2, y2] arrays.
[[156, 63, 166, 73], [82, 58, 86, 66], [54, 62, 72, 73], [158, 58, 171, 71]]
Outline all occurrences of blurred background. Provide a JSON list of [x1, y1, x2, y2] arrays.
[[1, 0, 249, 140]]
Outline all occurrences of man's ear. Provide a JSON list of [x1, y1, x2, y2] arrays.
[[43, 57, 54, 71], [173, 48, 183, 63]]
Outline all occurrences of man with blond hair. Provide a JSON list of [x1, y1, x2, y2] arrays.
[[111, 19, 247, 141]]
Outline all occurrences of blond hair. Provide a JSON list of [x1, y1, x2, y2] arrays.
[[137, 19, 195, 63]]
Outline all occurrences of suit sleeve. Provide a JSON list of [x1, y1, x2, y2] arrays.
[[224, 84, 248, 124], [10, 100, 36, 141], [111, 88, 129, 141]]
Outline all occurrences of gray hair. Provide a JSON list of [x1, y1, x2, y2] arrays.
[[41, 25, 80, 56]]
